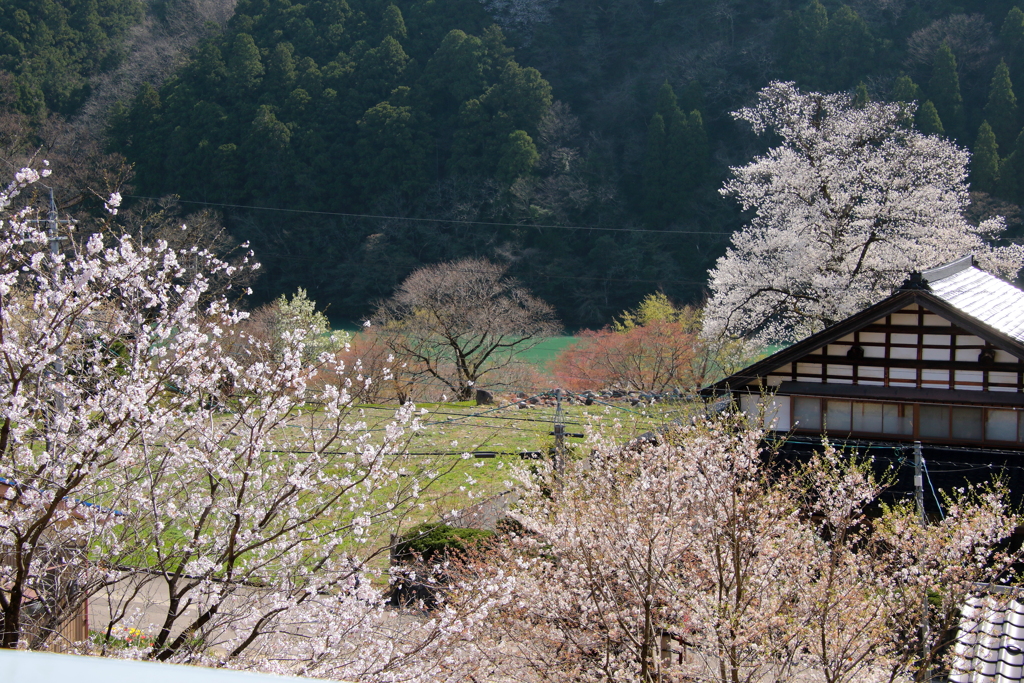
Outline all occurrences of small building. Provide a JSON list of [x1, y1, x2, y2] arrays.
[[702, 255, 1024, 496]]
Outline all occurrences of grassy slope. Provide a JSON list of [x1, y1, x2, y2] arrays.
[[515, 336, 578, 368]]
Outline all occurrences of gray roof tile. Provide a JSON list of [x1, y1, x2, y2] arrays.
[[951, 594, 1024, 682], [923, 257, 1024, 344]]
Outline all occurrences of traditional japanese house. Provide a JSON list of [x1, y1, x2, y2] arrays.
[[702, 255, 1024, 497]]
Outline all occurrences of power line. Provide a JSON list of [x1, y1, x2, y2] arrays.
[[123, 194, 731, 237], [124, 193, 1024, 244], [768, 435, 1024, 472], [342, 404, 586, 426]]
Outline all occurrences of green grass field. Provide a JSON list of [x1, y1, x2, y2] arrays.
[[515, 336, 578, 369], [290, 397, 692, 529]]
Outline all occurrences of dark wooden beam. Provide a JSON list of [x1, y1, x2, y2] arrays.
[[767, 381, 1024, 407]]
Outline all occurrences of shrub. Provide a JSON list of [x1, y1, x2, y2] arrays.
[[394, 523, 495, 564]]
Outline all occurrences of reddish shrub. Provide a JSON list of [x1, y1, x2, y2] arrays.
[[550, 320, 698, 394]]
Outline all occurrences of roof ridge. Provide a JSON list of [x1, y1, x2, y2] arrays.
[[922, 254, 975, 283]]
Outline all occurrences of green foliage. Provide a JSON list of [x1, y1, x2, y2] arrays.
[[986, 60, 1019, 150], [916, 100, 945, 136], [394, 523, 495, 563], [381, 4, 407, 41], [999, 128, 1024, 204], [448, 61, 552, 178], [271, 288, 350, 362], [95, 0, 1024, 330], [890, 75, 920, 104], [612, 292, 691, 332], [928, 42, 964, 139], [113, 0, 550, 210], [0, 0, 144, 116], [356, 98, 431, 198], [853, 82, 869, 108], [777, 0, 828, 88], [823, 5, 874, 89], [1003, 6, 1024, 71], [1003, 6, 1024, 51], [973, 121, 1000, 193], [642, 82, 708, 226], [228, 33, 264, 93], [777, 1, 874, 91], [497, 129, 539, 184]]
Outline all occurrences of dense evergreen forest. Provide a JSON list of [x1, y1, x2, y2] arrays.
[[3, 0, 1024, 326]]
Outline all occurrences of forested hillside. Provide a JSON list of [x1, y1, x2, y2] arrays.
[[0, 0, 143, 116], [4, 0, 1024, 326]]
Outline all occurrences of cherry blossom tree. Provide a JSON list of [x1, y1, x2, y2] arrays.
[[0, 168, 511, 677], [480, 412, 1021, 683], [484, 415, 814, 682], [706, 81, 1024, 343], [874, 483, 1020, 682]]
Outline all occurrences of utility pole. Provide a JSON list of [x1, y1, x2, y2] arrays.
[[915, 441, 930, 682], [553, 388, 565, 475], [27, 187, 70, 456], [46, 187, 67, 417]]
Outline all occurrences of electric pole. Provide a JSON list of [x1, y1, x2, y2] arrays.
[[27, 187, 71, 456], [46, 186, 67, 416], [553, 388, 565, 475], [915, 441, 931, 682]]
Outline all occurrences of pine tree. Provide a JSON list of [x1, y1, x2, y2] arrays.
[[381, 4, 408, 41], [679, 80, 705, 115], [265, 43, 297, 98], [643, 112, 669, 225], [916, 100, 944, 137], [227, 33, 265, 93], [777, 0, 829, 88], [355, 100, 430, 198], [655, 80, 678, 120], [824, 6, 873, 90], [929, 42, 964, 139], [795, 0, 828, 87], [853, 82, 869, 108], [998, 128, 1024, 204], [497, 130, 539, 184], [643, 82, 708, 225], [684, 110, 710, 186], [1002, 7, 1024, 53], [1004, 7, 1024, 78], [891, 75, 920, 103], [986, 60, 1019, 149], [664, 104, 691, 194], [972, 121, 1000, 193]]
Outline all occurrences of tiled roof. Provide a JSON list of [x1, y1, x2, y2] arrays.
[[924, 256, 1024, 345], [951, 593, 1024, 682]]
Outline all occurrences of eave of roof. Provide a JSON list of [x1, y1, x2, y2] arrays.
[[702, 287, 1024, 396]]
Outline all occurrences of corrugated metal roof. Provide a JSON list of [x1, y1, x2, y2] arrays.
[[951, 593, 1024, 682], [923, 256, 1024, 344]]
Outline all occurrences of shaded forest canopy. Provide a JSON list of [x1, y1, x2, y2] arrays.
[[0, 0, 144, 115], [4, 0, 1024, 326]]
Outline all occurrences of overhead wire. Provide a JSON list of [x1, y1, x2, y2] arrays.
[[923, 459, 946, 519], [123, 194, 730, 236], [764, 434, 1024, 468], [312, 402, 587, 426], [124, 193, 1024, 244]]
